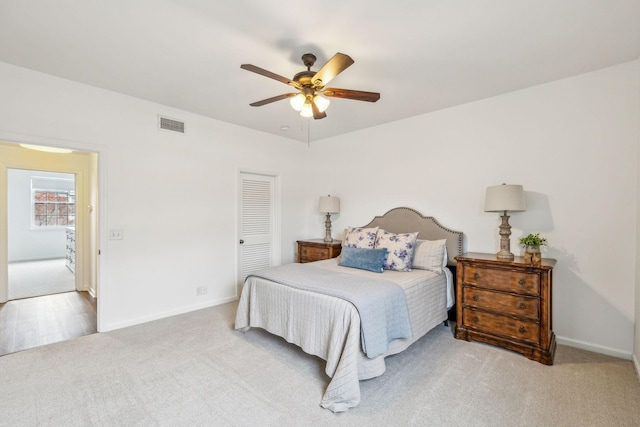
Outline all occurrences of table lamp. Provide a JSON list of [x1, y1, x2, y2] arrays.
[[318, 195, 340, 242], [484, 184, 526, 260]]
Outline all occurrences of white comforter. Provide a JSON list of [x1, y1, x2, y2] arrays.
[[234, 259, 451, 412]]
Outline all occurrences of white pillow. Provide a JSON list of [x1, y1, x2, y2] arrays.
[[375, 229, 419, 271], [412, 239, 447, 273], [342, 226, 379, 249]]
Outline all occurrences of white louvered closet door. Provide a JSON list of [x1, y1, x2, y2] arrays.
[[238, 173, 277, 292]]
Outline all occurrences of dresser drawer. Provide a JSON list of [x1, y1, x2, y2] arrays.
[[463, 287, 540, 320], [463, 265, 540, 296], [462, 308, 540, 345]]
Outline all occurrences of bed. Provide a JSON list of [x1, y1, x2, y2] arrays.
[[234, 207, 463, 412]]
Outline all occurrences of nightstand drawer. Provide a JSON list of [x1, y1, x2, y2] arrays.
[[463, 265, 540, 296], [463, 288, 540, 320], [301, 246, 329, 260], [296, 240, 342, 263], [462, 308, 540, 345]]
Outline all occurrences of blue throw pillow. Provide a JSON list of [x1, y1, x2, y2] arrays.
[[339, 247, 388, 273]]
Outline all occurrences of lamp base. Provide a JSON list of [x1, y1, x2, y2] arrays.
[[496, 251, 515, 260], [324, 213, 333, 242], [496, 211, 514, 260]]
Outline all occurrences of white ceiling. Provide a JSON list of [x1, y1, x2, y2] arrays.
[[1, 0, 639, 143]]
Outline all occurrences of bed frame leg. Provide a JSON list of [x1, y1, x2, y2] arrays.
[[443, 320, 449, 326]]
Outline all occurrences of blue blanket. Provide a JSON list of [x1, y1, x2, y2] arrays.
[[248, 263, 412, 358]]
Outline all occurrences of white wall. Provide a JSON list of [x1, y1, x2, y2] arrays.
[[7, 169, 73, 262], [307, 61, 639, 359], [0, 61, 311, 331]]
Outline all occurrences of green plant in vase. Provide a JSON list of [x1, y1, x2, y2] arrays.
[[519, 233, 547, 264]]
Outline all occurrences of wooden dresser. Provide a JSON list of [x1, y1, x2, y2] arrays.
[[296, 239, 342, 263], [454, 252, 556, 365]]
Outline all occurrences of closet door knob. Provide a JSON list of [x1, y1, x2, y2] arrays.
[[239, 239, 244, 244]]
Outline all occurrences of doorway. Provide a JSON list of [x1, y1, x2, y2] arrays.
[[0, 141, 99, 355]]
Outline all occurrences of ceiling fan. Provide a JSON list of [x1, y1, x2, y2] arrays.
[[241, 52, 380, 120]]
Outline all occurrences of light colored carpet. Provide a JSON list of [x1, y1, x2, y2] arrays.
[[1, 301, 639, 426], [8, 258, 75, 300]]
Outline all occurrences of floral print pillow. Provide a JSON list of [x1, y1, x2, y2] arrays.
[[343, 226, 379, 249], [375, 230, 419, 271]]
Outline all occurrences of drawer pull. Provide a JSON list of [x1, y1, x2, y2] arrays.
[[518, 302, 526, 310], [474, 273, 480, 280], [472, 316, 479, 323], [472, 295, 479, 301], [518, 278, 526, 286], [519, 326, 526, 333]]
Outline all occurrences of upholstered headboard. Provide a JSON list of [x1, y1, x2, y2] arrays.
[[361, 207, 463, 266]]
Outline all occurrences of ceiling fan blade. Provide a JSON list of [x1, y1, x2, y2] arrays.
[[241, 64, 301, 89], [311, 53, 354, 88], [322, 88, 380, 102], [249, 93, 297, 107], [311, 99, 327, 120]]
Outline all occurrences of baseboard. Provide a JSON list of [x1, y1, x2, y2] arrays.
[[556, 335, 632, 360], [102, 295, 237, 332], [633, 353, 640, 381]]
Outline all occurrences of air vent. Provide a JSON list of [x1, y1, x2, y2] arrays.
[[158, 116, 185, 134]]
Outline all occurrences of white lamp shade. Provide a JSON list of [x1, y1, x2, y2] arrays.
[[300, 102, 313, 118], [484, 184, 526, 212], [289, 93, 305, 111], [314, 95, 330, 112], [318, 196, 340, 214]]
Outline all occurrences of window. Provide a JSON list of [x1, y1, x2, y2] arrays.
[[31, 177, 75, 228]]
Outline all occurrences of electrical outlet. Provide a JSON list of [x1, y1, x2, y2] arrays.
[[196, 285, 208, 296], [109, 229, 124, 240]]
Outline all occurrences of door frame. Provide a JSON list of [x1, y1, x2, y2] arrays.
[[0, 132, 108, 332]]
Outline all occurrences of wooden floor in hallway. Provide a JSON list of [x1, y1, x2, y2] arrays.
[[0, 291, 97, 356]]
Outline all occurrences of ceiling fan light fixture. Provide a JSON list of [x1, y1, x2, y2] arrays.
[[300, 102, 313, 118], [242, 52, 380, 120], [314, 95, 330, 112], [289, 93, 305, 111]]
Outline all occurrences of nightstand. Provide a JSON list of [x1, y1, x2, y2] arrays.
[[454, 252, 556, 365], [296, 239, 342, 263]]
